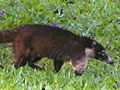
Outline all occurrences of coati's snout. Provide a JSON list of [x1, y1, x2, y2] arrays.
[[97, 50, 115, 65], [105, 56, 115, 65], [92, 41, 115, 65], [95, 49, 115, 65]]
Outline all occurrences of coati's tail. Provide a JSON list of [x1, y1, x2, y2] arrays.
[[0, 29, 18, 43]]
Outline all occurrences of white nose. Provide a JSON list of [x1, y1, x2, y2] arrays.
[[108, 56, 113, 62], [108, 56, 115, 65]]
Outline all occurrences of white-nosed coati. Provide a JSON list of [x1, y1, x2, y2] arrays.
[[0, 24, 115, 75]]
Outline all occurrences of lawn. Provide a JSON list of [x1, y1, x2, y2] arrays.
[[0, 0, 120, 89]]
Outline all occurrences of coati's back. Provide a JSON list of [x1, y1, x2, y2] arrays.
[[28, 24, 77, 41], [29, 24, 77, 44], [0, 24, 76, 43], [13, 24, 78, 57]]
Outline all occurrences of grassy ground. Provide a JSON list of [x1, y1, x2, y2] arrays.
[[0, 0, 120, 89]]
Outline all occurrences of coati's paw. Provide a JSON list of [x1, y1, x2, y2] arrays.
[[75, 68, 85, 76]]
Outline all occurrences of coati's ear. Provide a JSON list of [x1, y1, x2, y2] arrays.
[[92, 41, 97, 49]]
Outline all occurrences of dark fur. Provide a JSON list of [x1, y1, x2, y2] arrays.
[[0, 24, 115, 75]]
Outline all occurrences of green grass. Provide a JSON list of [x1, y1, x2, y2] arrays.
[[0, 0, 120, 89]]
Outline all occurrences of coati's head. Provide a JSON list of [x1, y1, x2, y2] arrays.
[[70, 37, 115, 76], [90, 41, 115, 65]]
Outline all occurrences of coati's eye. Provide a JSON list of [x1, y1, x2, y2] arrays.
[[102, 50, 106, 56]]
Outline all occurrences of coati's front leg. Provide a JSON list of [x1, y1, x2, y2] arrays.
[[54, 60, 64, 72], [70, 57, 88, 76], [13, 39, 31, 69], [13, 51, 43, 70]]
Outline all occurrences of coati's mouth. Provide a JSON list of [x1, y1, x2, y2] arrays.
[[97, 56, 115, 66], [98, 59, 115, 66], [97, 58, 115, 66], [109, 61, 115, 65], [102, 57, 115, 66], [105, 60, 115, 66], [106, 56, 115, 65]]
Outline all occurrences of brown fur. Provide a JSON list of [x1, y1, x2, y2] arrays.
[[0, 24, 115, 75]]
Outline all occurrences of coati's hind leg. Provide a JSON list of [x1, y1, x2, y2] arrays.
[[13, 51, 42, 70], [54, 60, 64, 72], [13, 41, 31, 69], [13, 51, 31, 69]]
